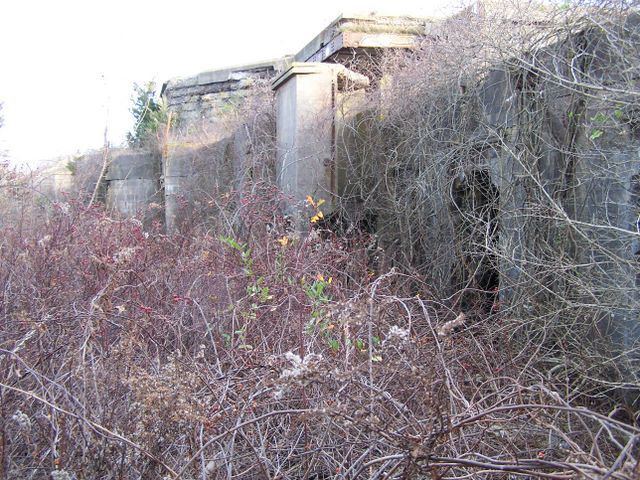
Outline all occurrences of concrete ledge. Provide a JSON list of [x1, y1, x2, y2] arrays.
[[272, 63, 340, 91], [293, 13, 431, 63], [162, 57, 291, 94], [196, 58, 290, 85], [272, 62, 370, 91]]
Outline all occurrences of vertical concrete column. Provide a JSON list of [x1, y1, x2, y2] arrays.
[[273, 63, 344, 221]]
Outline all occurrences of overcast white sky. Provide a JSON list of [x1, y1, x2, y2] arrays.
[[0, 0, 459, 168]]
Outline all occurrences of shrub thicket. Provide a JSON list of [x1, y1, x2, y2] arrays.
[[0, 1, 638, 479]]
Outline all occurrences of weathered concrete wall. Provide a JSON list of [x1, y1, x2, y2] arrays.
[[162, 58, 289, 133], [163, 138, 236, 231], [105, 150, 162, 224], [462, 19, 640, 381], [162, 124, 277, 232]]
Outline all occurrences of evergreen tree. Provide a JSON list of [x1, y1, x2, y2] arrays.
[[127, 82, 167, 147]]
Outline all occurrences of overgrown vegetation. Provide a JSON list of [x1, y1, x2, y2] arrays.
[[336, 0, 640, 397], [0, 1, 639, 479]]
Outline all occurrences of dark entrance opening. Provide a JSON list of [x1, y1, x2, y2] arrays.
[[451, 168, 500, 312]]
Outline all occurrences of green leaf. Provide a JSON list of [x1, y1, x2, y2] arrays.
[[219, 235, 245, 252], [589, 129, 604, 141]]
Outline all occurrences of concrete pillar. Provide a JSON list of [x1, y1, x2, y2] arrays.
[[272, 62, 368, 225]]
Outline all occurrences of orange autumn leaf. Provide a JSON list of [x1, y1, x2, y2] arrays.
[[277, 236, 289, 246]]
